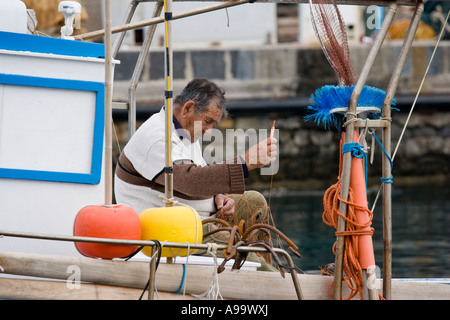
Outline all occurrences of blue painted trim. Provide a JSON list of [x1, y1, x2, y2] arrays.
[[0, 74, 104, 184], [0, 31, 104, 59]]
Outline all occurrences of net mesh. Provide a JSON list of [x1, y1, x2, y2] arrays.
[[309, 0, 357, 86]]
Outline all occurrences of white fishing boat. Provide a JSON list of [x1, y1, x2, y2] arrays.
[[0, 0, 448, 302]]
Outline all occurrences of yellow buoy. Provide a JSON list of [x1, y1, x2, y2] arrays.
[[140, 206, 203, 257]]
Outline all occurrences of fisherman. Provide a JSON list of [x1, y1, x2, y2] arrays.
[[114, 78, 278, 270]]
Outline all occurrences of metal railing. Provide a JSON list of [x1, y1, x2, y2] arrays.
[[0, 228, 303, 299]]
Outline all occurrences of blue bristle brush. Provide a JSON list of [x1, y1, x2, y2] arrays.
[[305, 0, 397, 130], [304, 85, 396, 130]]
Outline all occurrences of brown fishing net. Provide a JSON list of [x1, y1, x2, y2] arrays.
[[309, 0, 357, 85], [201, 191, 302, 275]]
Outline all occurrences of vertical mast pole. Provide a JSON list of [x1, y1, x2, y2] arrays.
[[164, 0, 174, 205], [104, 0, 113, 206], [333, 2, 397, 300], [381, 1, 424, 300]]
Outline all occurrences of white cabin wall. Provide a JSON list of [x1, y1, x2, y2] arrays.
[[109, 0, 278, 48]]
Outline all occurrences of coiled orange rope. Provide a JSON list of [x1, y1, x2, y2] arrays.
[[322, 137, 374, 300]]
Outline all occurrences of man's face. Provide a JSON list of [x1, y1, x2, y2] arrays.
[[185, 103, 223, 142]]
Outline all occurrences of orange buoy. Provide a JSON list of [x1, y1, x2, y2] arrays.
[[323, 131, 376, 299], [348, 131, 376, 269], [73, 204, 141, 259]]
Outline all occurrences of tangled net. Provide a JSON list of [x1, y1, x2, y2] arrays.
[[202, 217, 301, 278], [309, 0, 357, 86]]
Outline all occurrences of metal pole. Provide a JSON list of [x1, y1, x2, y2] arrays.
[[148, 245, 158, 299], [380, 1, 424, 300], [74, 0, 252, 41], [128, 1, 164, 138], [0, 229, 303, 299], [163, 0, 174, 203], [112, 0, 139, 58], [104, 0, 113, 206], [332, 2, 397, 300]]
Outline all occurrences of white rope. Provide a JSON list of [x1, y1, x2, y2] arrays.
[[149, 244, 161, 300], [357, 119, 370, 155], [392, 9, 450, 162], [191, 243, 223, 300], [371, 9, 450, 213]]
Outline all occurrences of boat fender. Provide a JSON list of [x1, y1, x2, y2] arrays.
[[140, 206, 202, 258], [73, 204, 141, 259]]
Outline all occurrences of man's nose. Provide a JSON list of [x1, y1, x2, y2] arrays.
[[203, 124, 214, 135]]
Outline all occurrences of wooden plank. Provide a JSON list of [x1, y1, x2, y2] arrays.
[[352, 119, 391, 128], [0, 252, 448, 300], [0, 277, 199, 300], [0, 252, 150, 290], [391, 280, 450, 300], [0, 277, 141, 300], [0, 251, 309, 299]]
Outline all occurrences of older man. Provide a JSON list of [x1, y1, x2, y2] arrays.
[[114, 78, 277, 270]]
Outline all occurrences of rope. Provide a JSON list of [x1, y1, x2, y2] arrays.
[[371, 131, 393, 184], [370, 9, 450, 213], [342, 141, 369, 193], [191, 243, 223, 300], [139, 240, 162, 300], [392, 9, 450, 162], [342, 142, 365, 159], [323, 137, 375, 300], [174, 264, 186, 294], [172, 241, 191, 297], [182, 242, 190, 297]]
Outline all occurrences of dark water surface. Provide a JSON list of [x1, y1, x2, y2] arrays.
[[269, 184, 450, 279]]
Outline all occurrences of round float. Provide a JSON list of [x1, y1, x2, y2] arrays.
[[140, 206, 203, 258], [74, 204, 141, 259]]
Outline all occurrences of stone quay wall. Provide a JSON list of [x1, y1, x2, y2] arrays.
[[113, 41, 450, 103], [226, 109, 450, 192], [112, 42, 450, 191]]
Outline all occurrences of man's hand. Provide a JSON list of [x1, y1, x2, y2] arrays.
[[214, 194, 235, 220], [244, 137, 277, 171]]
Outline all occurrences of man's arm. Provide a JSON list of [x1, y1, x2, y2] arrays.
[[153, 161, 245, 198]]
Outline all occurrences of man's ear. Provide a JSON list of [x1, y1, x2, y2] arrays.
[[181, 100, 195, 118]]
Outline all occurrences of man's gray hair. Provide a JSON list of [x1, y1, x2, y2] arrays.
[[174, 78, 228, 119]]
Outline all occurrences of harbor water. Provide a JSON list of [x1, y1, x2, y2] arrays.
[[269, 184, 450, 279]]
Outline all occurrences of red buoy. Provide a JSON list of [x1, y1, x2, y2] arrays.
[[73, 204, 141, 259]]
